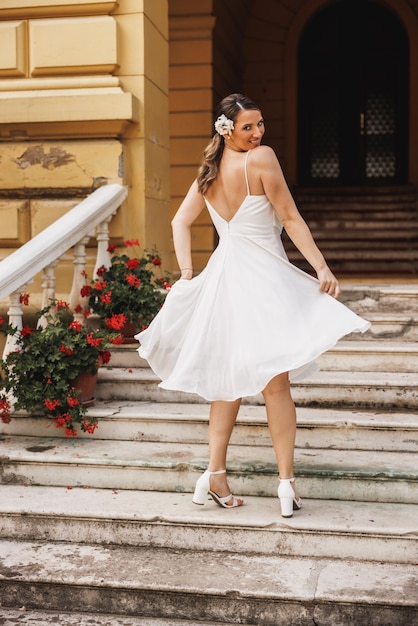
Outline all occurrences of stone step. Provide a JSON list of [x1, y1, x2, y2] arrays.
[[1, 435, 417, 503], [1, 402, 417, 453], [0, 610, 221, 626], [294, 186, 417, 201], [317, 340, 418, 372], [301, 238, 417, 250], [346, 312, 418, 342], [288, 252, 417, 268], [340, 283, 418, 313], [299, 205, 418, 216], [106, 315, 418, 376], [294, 188, 418, 204], [0, 485, 417, 565], [1, 539, 417, 625], [289, 259, 418, 276], [296, 194, 418, 205], [107, 339, 418, 370], [307, 220, 418, 233], [96, 368, 418, 409], [108, 343, 148, 367], [289, 246, 418, 259], [306, 223, 415, 236]]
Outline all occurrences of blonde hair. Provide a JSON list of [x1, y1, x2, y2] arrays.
[[197, 94, 260, 195]]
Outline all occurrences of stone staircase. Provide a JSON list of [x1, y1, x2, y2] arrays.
[[285, 187, 418, 276], [0, 283, 417, 625]]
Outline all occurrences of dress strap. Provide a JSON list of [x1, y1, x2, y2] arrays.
[[244, 150, 251, 195]]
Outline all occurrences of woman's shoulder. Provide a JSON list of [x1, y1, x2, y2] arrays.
[[248, 145, 278, 164]]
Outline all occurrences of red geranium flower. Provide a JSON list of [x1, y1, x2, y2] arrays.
[[126, 258, 140, 270], [125, 239, 139, 247], [83, 420, 98, 434], [44, 399, 60, 411], [99, 291, 112, 304], [0, 397, 11, 423], [99, 350, 111, 365], [60, 344, 74, 355], [96, 265, 107, 277], [87, 332, 103, 347], [105, 313, 127, 330], [126, 274, 141, 288], [80, 285, 92, 297], [110, 334, 124, 345], [93, 280, 107, 291]]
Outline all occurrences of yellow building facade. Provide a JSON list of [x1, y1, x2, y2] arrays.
[[1, 0, 418, 279], [0, 0, 171, 277]]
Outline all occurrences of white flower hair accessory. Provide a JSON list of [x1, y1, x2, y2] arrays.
[[214, 114, 234, 136]]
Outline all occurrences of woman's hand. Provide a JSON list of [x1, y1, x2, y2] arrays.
[[316, 266, 341, 299]]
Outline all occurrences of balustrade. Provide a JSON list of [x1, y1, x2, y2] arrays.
[[0, 184, 128, 358]]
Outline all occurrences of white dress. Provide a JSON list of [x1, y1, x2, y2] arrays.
[[136, 152, 370, 401]]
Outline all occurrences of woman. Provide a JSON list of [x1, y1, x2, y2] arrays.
[[136, 94, 370, 517]]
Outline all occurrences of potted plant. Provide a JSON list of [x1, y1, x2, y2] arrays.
[[82, 238, 171, 340], [0, 299, 122, 436]]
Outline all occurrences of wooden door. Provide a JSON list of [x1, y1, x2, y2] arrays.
[[298, 0, 408, 186]]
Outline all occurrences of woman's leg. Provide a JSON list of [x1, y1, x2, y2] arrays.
[[262, 373, 299, 497], [208, 398, 243, 503]]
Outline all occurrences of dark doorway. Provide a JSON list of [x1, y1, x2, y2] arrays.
[[298, 0, 409, 186]]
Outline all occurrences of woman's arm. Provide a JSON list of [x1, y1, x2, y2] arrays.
[[255, 147, 340, 298], [171, 180, 206, 279]]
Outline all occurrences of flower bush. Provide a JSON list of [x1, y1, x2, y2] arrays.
[[82, 239, 171, 332], [0, 299, 122, 436]]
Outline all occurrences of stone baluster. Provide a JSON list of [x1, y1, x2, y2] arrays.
[[94, 219, 112, 277], [38, 261, 59, 328], [69, 236, 90, 323], [2, 289, 27, 358]]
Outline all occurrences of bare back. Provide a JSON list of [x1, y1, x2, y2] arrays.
[[204, 149, 265, 222]]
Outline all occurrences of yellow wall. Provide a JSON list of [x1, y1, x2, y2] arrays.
[[169, 0, 216, 272], [0, 0, 171, 280]]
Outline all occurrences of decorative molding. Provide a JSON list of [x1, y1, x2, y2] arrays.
[[0, 75, 120, 91], [0, 1, 118, 19], [29, 16, 117, 77], [0, 200, 28, 245], [0, 21, 27, 77], [0, 89, 139, 140], [169, 15, 216, 41]]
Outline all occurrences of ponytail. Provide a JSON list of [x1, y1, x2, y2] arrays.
[[196, 93, 260, 195], [197, 134, 224, 195]]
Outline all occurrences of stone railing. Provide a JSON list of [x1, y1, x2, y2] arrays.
[[0, 183, 128, 357]]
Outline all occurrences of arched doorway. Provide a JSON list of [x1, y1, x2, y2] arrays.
[[298, 0, 409, 187]]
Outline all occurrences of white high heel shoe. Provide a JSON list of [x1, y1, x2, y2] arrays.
[[278, 477, 302, 518], [192, 469, 243, 508]]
